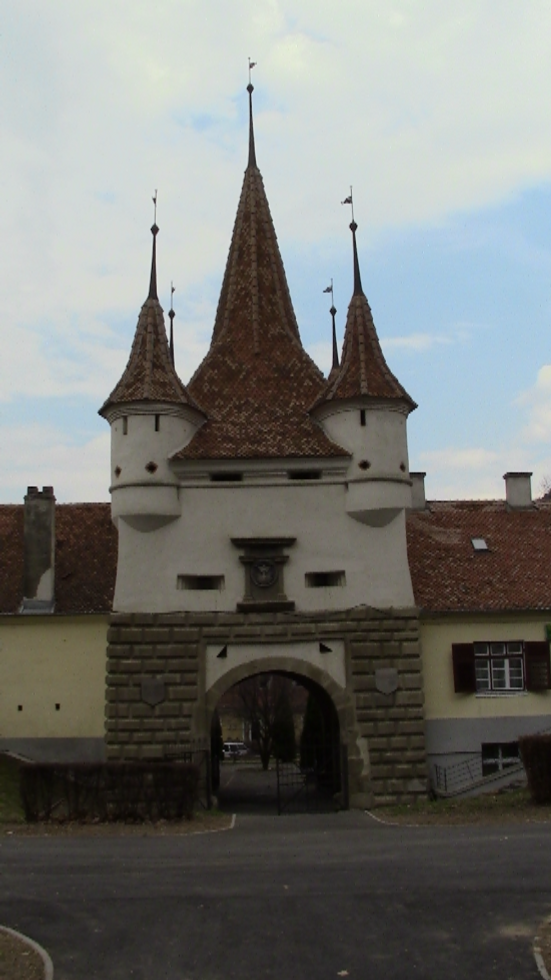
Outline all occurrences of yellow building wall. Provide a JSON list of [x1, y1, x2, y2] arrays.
[[0, 615, 108, 739], [421, 614, 551, 721]]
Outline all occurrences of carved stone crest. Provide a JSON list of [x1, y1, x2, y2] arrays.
[[375, 668, 398, 696], [250, 559, 277, 589], [141, 677, 166, 707]]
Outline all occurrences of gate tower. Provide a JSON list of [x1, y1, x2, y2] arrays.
[[100, 82, 427, 807]]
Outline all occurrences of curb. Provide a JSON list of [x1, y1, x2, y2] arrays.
[[534, 916, 551, 980], [0, 925, 54, 979]]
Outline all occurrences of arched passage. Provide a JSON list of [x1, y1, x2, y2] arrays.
[[206, 657, 357, 813]]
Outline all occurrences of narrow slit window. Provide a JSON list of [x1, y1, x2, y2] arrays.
[[122, 416, 128, 436], [360, 409, 366, 427], [155, 414, 160, 432], [288, 471, 321, 481], [305, 571, 346, 588], [210, 473, 243, 483], [177, 574, 225, 591]]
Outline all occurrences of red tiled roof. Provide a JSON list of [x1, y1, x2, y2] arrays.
[[3, 498, 551, 616], [0, 504, 117, 615], [175, 161, 348, 461], [407, 500, 551, 613]]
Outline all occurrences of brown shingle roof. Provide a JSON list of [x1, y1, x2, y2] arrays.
[[314, 225, 415, 410], [100, 231, 201, 416], [0, 504, 116, 615], [175, 155, 347, 461], [407, 500, 551, 613]]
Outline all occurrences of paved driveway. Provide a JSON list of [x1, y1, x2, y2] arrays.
[[0, 812, 549, 979]]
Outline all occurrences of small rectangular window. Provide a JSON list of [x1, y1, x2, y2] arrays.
[[360, 409, 366, 427], [155, 414, 160, 432], [482, 742, 520, 776], [210, 473, 243, 482], [122, 416, 128, 435], [177, 574, 225, 591], [305, 571, 346, 588], [288, 471, 321, 481]]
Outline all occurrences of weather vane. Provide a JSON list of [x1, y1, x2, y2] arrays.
[[248, 57, 257, 85], [341, 186, 354, 223], [323, 278, 334, 306]]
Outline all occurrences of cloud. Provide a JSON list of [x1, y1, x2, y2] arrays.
[[382, 332, 454, 352], [516, 364, 551, 443], [0, 425, 110, 503]]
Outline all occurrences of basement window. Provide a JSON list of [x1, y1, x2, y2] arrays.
[[305, 571, 346, 588], [481, 742, 520, 777], [210, 473, 243, 482], [288, 471, 321, 481], [177, 574, 225, 591], [472, 537, 488, 551]]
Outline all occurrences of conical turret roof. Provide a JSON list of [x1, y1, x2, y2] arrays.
[[314, 221, 416, 411], [176, 85, 347, 461], [100, 225, 202, 416]]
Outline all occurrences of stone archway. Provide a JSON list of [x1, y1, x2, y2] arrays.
[[205, 655, 369, 808]]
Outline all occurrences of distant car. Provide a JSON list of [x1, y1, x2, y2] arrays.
[[223, 741, 249, 759]]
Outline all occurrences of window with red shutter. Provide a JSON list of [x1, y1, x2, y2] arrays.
[[525, 642, 551, 691], [452, 643, 476, 693]]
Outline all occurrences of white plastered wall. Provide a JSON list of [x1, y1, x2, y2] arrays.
[[113, 481, 415, 612]]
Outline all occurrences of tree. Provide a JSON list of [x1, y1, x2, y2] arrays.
[[237, 674, 297, 770]]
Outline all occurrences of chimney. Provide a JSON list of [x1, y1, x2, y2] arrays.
[[21, 486, 55, 613], [503, 472, 532, 510], [410, 472, 427, 511]]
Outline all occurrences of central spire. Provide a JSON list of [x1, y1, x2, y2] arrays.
[[247, 82, 257, 169], [176, 81, 347, 462]]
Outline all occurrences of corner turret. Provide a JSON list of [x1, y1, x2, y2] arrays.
[[312, 215, 416, 527], [99, 220, 205, 531]]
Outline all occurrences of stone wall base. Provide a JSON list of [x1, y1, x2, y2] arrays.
[[105, 606, 427, 806]]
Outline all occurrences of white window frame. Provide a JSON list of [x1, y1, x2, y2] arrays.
[[474, 641, 525, 694]]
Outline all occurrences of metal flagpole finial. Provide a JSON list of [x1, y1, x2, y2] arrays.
[[341, 186, 354, 224], [168, 280, 175, 367], [152, 190, 158, 226]]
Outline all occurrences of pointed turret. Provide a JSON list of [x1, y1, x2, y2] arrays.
[[312, 216, 416, 527], [99, 221, 205, 533], [317, 221, 415, 409], [175, 83, 347, 462], [99, 225, 200, 415]]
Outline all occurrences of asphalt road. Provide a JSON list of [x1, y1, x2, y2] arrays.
[[0, 812, 550, 979]]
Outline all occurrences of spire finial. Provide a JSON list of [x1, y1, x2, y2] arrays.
[[168, 281, 175, 367], [247, 58, 257, 169], [323, 279, 339, 372], [342, 187, 362, 296], [149, 190, 159, 300]]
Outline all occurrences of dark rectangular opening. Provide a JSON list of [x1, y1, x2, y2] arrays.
[[481, 741, 520, 777], [360, 409, 366, 427], [122, 416, 128, 435], [177, 574, 225, 591], [154, 414, 160, 432], [210, 473, 243, 482], [305, 571, 346, 588], [288, 471, 321, 481]]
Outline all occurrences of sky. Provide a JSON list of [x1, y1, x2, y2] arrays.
[[2, 1, 551, 503]]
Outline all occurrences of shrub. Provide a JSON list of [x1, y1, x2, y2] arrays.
[[519, 735, 551, 803], [20, 762, 200, 823]]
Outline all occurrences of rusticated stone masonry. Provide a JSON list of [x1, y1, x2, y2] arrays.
[[105, 606, 427, 807]]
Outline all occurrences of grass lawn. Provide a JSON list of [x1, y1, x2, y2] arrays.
[[374, 787, 551, 825]]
